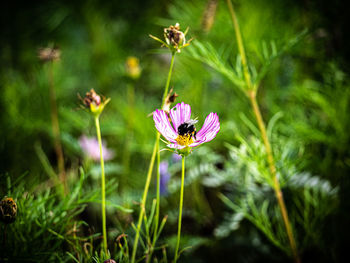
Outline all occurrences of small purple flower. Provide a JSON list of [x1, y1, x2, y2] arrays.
[[153, 102, 220, 154], [79, 135, 115, 161], [159, 161, 171, 196], [172, 153, 182, 163]]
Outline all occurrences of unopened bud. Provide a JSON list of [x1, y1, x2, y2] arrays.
[[80, 89, 110, 117], [103, 259, 116, 263], [162, 88, 178, 114]]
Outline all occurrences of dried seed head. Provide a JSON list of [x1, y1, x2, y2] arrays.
[[0, 197, 17, 224], [125, 56, 141, 79], [150, 23, 191, 53], [201, 0, 218, 33], [83, 89, 101, 108], [38, 47, 61, 62], [79, 89, 110, 117], [164, 23, 186, 50]]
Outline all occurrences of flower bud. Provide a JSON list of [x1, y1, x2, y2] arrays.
[[83, 89, 101, 108], [0, 197, 17, 224], [149, 23, 191, 53], [162, 88, 178, 114], [103, 259, 116, 263], [125, 56, 141, 80], [80, 89, 110, 117], [164, 23, 186, 49]]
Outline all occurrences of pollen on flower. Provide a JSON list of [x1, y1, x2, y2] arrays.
[[175, 134, 194, 146]]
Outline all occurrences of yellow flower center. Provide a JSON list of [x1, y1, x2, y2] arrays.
[[175, 134, 194, 146]]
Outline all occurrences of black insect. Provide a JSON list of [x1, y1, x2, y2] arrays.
[[177, 119, 198, 140]]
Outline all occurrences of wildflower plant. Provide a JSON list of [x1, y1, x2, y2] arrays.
[[153, 102, 220, 156], [38, 46, 66, 194], [131, 23, 191, 263], [153, 101, 220, 262], [80, 89, 110, 256]]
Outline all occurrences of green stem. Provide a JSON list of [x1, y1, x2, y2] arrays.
[[131, 137, 158, 262], [48, 62, 66, 194], [226, 0, 252, 91], [174, 156, 185, 263], [248, 90, 300, 263], [131, 52, 176, 263], [145, 135, 161, 263], [150, 133, 161, 252], [161, 53, 176, 108], [95, 116, 108, 256], [226, 1, 300, 262]]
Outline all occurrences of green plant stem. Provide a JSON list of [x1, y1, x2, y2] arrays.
[[174, 156, 185, 263], [95, 116, 108, 256], [226, 1, 300, 262], [48, 62, 66, 193], [226, 0, 252, 91], [248, 90, 300, 263], [131, 137, 158, 263], [161, 53, 176, 108], [131, 51, 176, 263]]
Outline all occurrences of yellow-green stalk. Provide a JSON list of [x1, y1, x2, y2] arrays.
[[81, 89, 110, 256], [226, 1, 300, 262], [131, 52, 175, 263], [174, 156, 185, 263]]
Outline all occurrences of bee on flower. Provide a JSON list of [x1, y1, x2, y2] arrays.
[[153, 102, 220, 156], [150, 23, 192, 53]]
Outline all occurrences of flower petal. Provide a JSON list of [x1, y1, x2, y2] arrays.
[[169, 102, 192, 132], [166, 143, 186, 149], [188, 141, 203, 147], [153, 109, 177, 142], [195, 113, 220, 143]]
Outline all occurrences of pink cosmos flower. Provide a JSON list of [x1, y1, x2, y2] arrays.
[[153, 102, 220, 152], [79, 135, 115, 161]]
